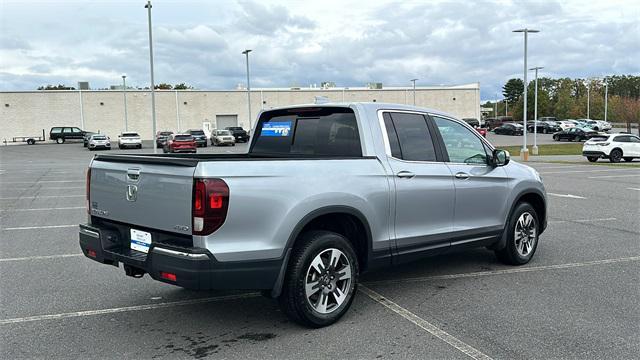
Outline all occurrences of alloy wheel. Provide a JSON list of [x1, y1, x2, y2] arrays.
[[305, 248, 352, 314], [514, 212, 537, 257]]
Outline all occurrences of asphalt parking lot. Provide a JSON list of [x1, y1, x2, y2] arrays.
[[486, 127, 630, 147], [1, 141, 639, 359]]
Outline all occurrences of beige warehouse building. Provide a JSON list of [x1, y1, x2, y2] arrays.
[[0, 83, 480, 141]]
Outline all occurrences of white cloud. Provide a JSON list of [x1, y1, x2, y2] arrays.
[[0, 0, 638, 99]]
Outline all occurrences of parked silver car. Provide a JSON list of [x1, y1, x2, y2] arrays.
[[211, 129, 236, 146], [80, 103, 547, 327]]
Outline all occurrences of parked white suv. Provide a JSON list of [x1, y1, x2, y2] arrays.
[[118, 132, 142, 149], [582, 133, 640, 163], [582, 119, 612, 132]]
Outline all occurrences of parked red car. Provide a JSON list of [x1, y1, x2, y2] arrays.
[[475, 127, 487, 138], [163, 134, 197, 153]]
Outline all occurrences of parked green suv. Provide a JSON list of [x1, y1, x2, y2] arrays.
[[49, 127, 95, 145]]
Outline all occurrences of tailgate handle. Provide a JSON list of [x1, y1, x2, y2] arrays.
[[127, 168, 141, 182]]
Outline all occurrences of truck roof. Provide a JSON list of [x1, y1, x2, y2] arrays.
[[258, 102, 459, 120]]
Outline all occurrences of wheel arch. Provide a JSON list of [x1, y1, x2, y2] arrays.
[[492, 189, 547, 251], [270, 206, 373, 298]]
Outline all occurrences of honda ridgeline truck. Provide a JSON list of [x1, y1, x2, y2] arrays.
[[79, 103, 547, 327]]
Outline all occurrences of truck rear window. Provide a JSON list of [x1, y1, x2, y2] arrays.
[[251, 107, 362, 157]]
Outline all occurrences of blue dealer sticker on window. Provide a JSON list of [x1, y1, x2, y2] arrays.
[[261, 121, 292, 137]]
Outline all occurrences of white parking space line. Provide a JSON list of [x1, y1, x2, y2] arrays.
[[360, 285, 492, 360], [0, 206, 85, 212], [0, 293, 260, 325], [364, 256, 640, 286], [2, 225, 78, 231], [539, 168, 640, 175], [0, 195, 83, 200], [0, 254, 83, 262], [2, 180, 86, 184], [628, 188, 640, 191], [1, 186, 85, 190], [547, 193, 586, 199], [548, 217, 617, 224], [588, 174, 640, 179]]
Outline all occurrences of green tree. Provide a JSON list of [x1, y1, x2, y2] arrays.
[[154, 83, 173, 90], [502, 78, 524, 106], [37, 84, 76, 90], [173, 83, 193, 90]]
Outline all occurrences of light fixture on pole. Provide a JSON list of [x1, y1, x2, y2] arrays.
[[122, 75, 128, 132], [242, 49, 252, 129], [410, 79, 418, 105], [513, 28, 540, 161], [529, 66, 543, 155], [145, 0, 158, 153]]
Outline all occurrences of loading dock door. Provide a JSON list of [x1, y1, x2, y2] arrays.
[[216, 115, 238, 129]]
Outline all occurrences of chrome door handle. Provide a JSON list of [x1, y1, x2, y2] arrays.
[[455, 172, 470, 180], [396, 171, 415, 179]]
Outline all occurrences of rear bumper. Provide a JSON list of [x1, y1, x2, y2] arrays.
[[233, 135, 249, 142], [582, 151, 607, 158], [119, 142, 141, 147], [78, 224, 281, 290]]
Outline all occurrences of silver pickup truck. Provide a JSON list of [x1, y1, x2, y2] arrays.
[[79, 103, 547, 327]]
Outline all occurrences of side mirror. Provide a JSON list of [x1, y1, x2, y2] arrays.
[[492, 149, 510, 167]]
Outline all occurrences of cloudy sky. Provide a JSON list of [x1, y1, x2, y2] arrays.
[[1, 0, 638, 100]]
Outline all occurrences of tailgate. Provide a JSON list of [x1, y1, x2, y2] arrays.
[[90, 158, 195, 235]]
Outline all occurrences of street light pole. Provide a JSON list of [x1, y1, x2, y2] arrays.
[[122, 75, 128, 132], [529, 66, 543, 155], [494, 92, 498, 119], [604, 80, 608, 123], [145, 1, 157, 153], [410, 79, 418, 105], [587, 80, 590, 119], [513, 28, 540, 161], [242, 50, 252, 129]]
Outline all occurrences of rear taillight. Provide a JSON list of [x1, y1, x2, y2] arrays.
[[86, 167, 91, 214], [192, 178, 229, 235]]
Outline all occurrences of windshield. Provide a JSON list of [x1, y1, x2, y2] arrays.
[[227, 127, 242, 131], [217, 130, 231, 136], [190, 130, 205, 135], [92, 136, 107, 140], [122, 133, 139, 137], [159, 131, 173, 136], [174, 135, 193, 141]]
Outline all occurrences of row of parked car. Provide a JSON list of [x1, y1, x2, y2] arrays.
[[47, 126, 250, 152], [155, 127, 250, 153], [462, 117, 614, 142]]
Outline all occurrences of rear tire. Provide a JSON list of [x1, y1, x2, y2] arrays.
[[278, 230, 359, 328], [609, 149, 622, 163], [553, 135, 559, 141], [495, 202, 539, 265], [587, 156, 598, 163], [56, 138, 64, 144]]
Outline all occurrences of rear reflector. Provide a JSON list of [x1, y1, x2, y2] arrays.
[[87, 249, 96, 258], [160, 272, 177, 282]]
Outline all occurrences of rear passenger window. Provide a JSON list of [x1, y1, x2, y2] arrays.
[[252, 107, 361, 157], [384, 112, 437, 162], [62, 128, 72, 133], [614, 136, 629, 142]]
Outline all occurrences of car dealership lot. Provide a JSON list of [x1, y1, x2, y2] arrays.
[[1, 143, 639, 359]]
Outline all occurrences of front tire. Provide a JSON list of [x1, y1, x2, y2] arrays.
[[553, 135, 559, 141], [587, 156, 598, 163], [495, 202, 539, 265], [278, 230, 359, 328]]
